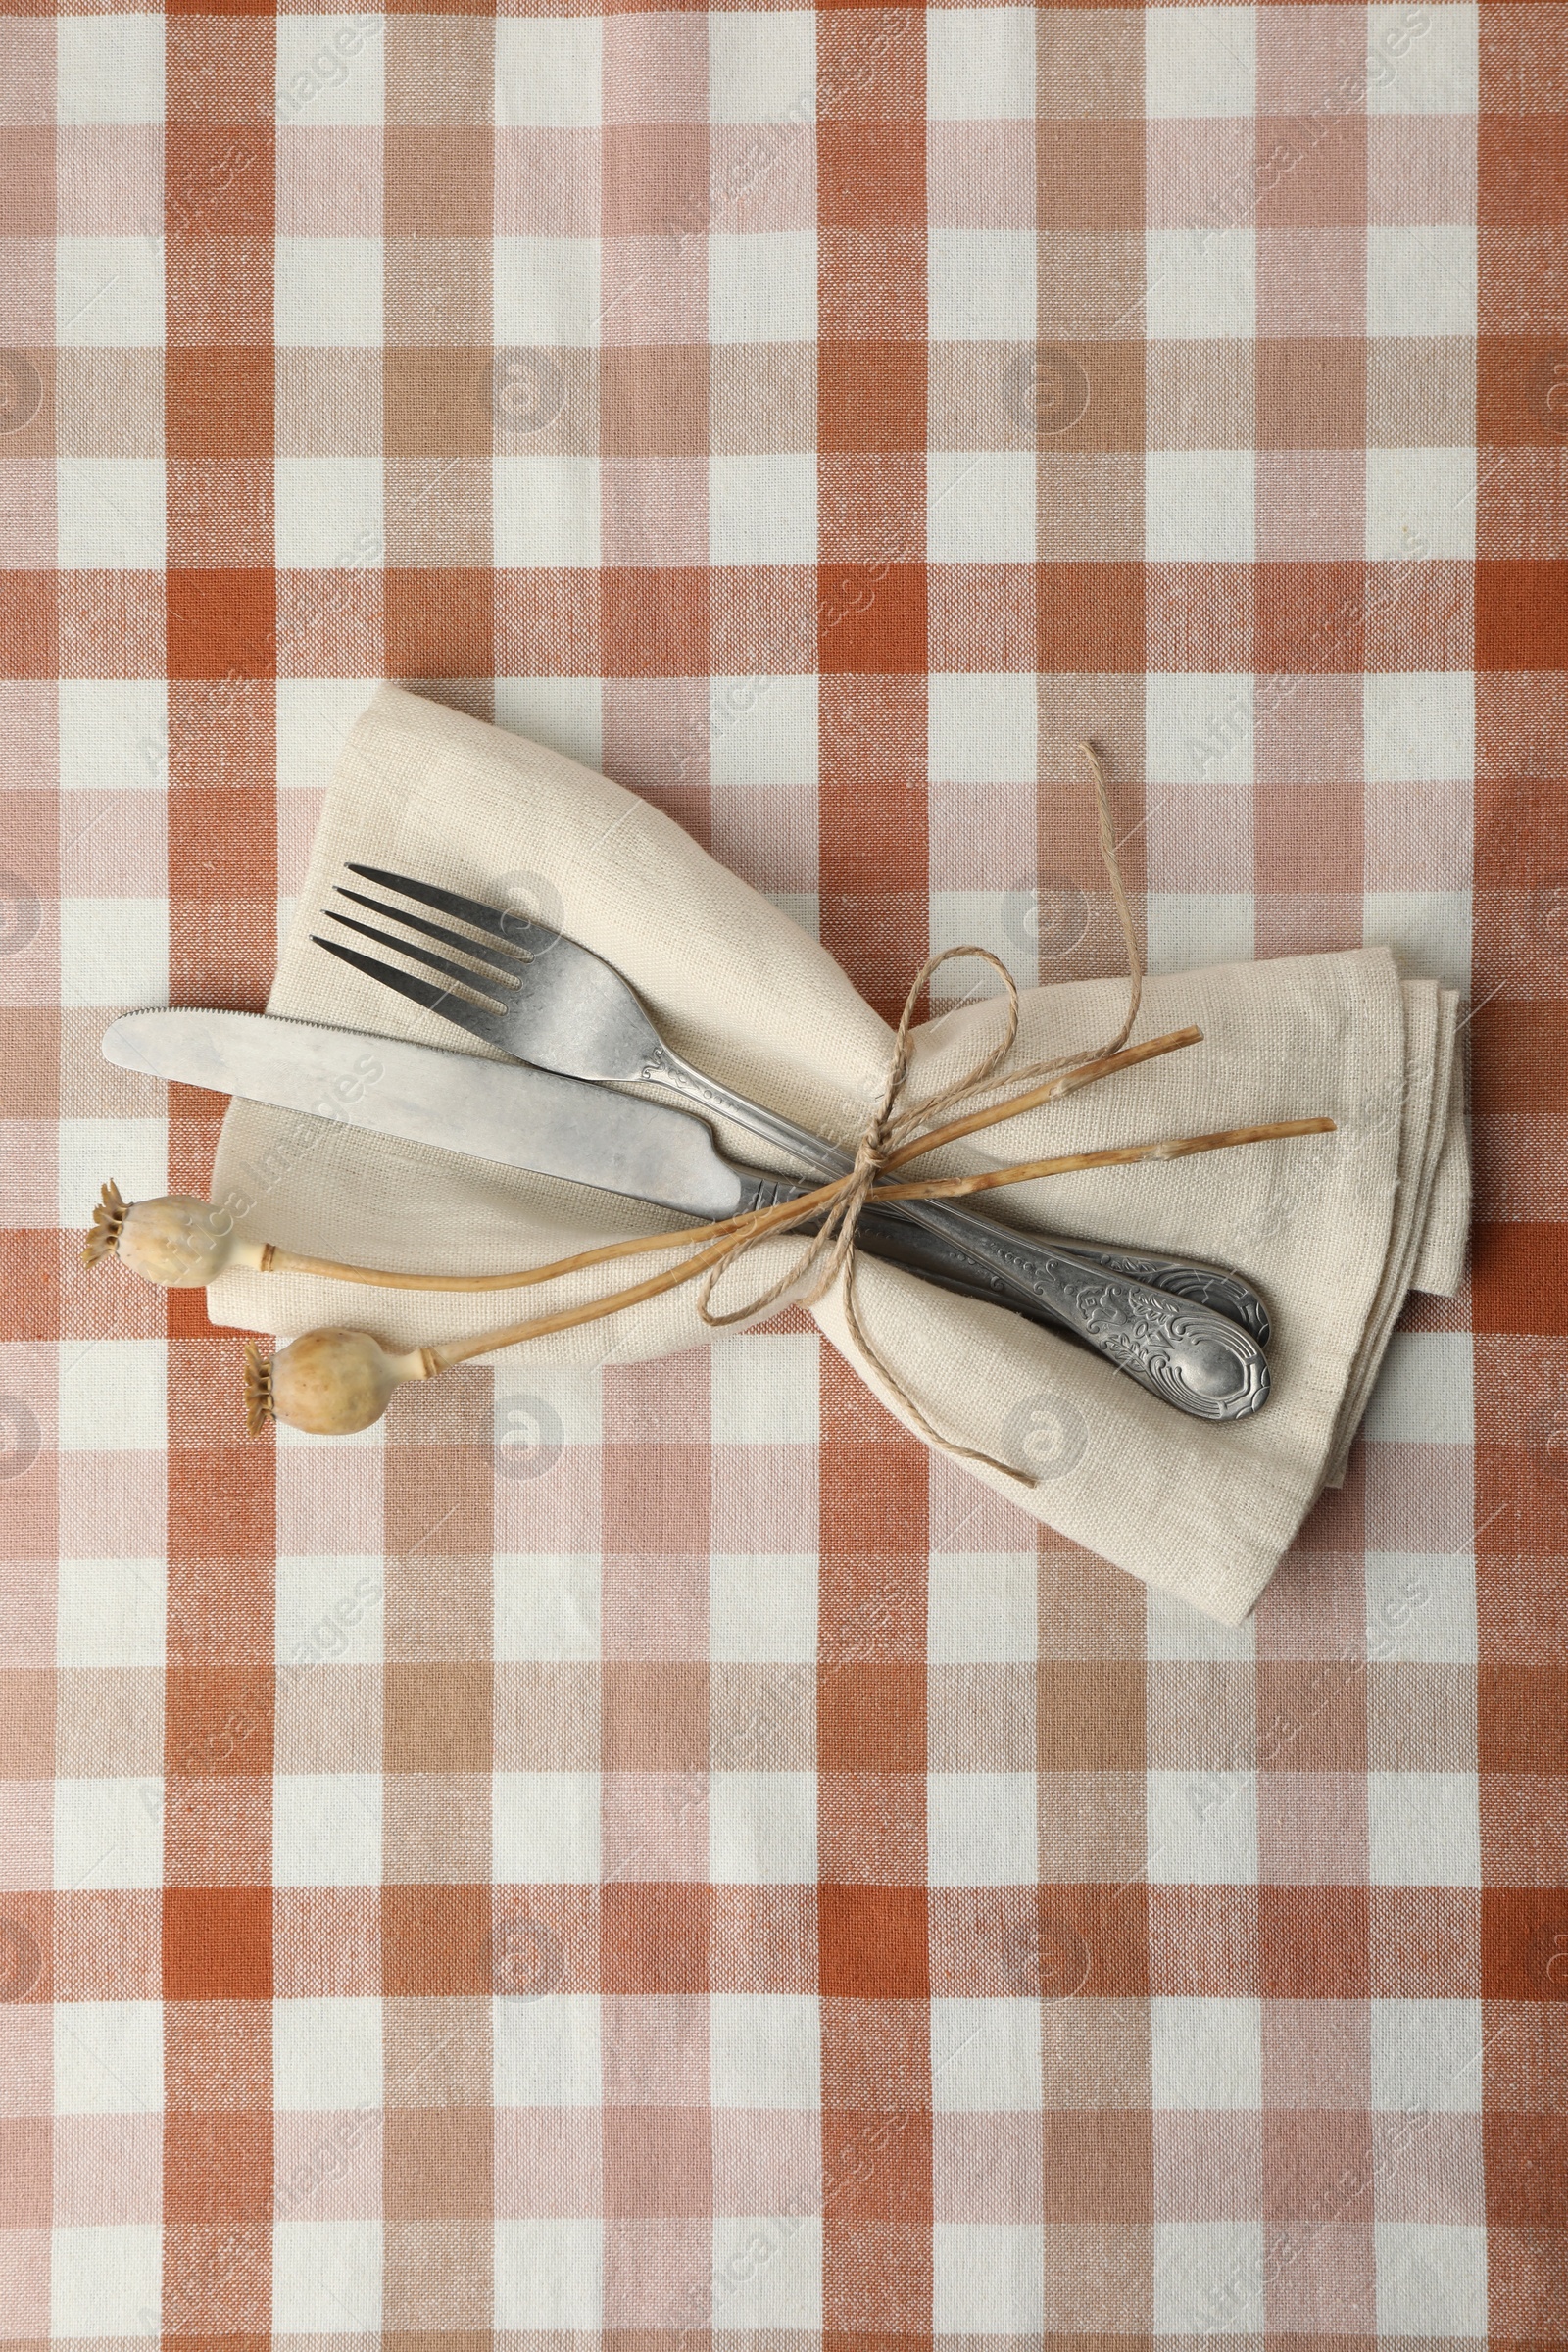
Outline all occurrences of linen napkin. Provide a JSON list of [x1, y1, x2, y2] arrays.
[[206, 685, 1468, 1625]]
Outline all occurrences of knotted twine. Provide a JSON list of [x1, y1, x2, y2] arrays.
[[689, 742, 1152, 1477]]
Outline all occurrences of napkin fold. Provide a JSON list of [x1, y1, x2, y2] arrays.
[[207, 685, 1468, 1625]]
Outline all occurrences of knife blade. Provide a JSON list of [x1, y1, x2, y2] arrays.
[[99, 1006, 1129, 1347], [102, 1008, 753, 1221]]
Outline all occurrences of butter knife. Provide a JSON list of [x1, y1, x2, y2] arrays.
[[102, 1009, 1269, 1418]]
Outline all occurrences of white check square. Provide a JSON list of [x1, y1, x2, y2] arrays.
[[1367, 6, 1480, 117], [934, 2224, 1043, 2330], [56, 16, 165, 125], [710, 1339, 818, 1446], [56, 1777, 162, 1891], [274, 237, 383, 348], [709, 1556, 817, 1664], [496, 2219, 604, 2328], [710, 1992, 821, 2109], [1366, 446, 1477, 562], [494, 455, 600, 568], [1147, 1769, 1258, 1884], [495, 1554, 601, 1662], [930, 230, 1035, 343], [275, 457, 384, 570], [1364, 671, 1474, 783], [710, 454, 816, 565], [1145, 7, 1256, 118], [1367, 226, 1477, 337], [57, 238, 165, 347], [928, 672, 1038, 784], [1370, 1998, 1484, 2113], [711, 2216, 823, 2328], [1154, 2221, 1265, 2335], [1375, 2221, 1488, 2334], [56, 459, 165, 569], [1147, 672, 1253, 786], [927, 9, 1036, 120], [932, 1998, 1043, 2112], [1364, 1334, 1474, 1445], [1147, 889, 1255, 973], [55, 1557, 166, 1669], [708, 675, 818, 788], [59, 1122, 167, 1240], [927, 1773, 1036, 1886], [273, 1774, 381, 1887], [710, 1771, 815, 1883], [494, 1992, 601, 2108], [274, 1997, 383, 2113], [1367, 1772, 1481, 1886], [1146, 1585, 1256, 1663], [275, 15, 386, 129], [928, 452, 1035, 563], [1152, 1996, 1262, 2110], [710, 232, 816, 345], [57, 1338, 164, 1456], [1147, 228, 1254, 339], [494, 235, 601, 350], [51, 2225, 160, 2337], [1364, 1555, 1478, 1665], [58, 896, 168, 1008], [496, 18, 604, 128], [55, 2001, 162, 2116], [494, 678, 603, 771], [929, 1554, 1037, 1665], [272, 2220, 382, 2332], [1146, 450, 1255, 563], [277, 1556, 385, 1669], [1362, 889, 1472, 993], [494, 1363, 602, 1450], [275, 678, 382, 795], [494, 1771, 600, 1882], [58, 679, 169, 794], [709, 12, 816, 126], [928, 889, 1033, 991]]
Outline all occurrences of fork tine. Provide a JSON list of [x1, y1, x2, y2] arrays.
[[320, 911, 516, 1000], [311, 936, 514, 1050], [345, 863, 522, 944], [333, 886, 524, 974]]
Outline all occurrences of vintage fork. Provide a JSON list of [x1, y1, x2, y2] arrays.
[[314, 865, 1272, 1420]]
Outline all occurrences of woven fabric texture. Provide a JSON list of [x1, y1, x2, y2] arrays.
[[1, 2, 1563, 2342]]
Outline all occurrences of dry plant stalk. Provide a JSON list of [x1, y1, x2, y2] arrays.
[[90, 1109, 1333, 1441]]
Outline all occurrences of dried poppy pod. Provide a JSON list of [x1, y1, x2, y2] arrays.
[[245, 1331, 430, 1437], [83, 1181, 264, 1288]]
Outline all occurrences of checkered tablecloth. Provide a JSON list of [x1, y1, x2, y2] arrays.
[[2, 2, 1564, 2342]]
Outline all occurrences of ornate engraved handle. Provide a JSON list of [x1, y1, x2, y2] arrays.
[[902, 1203, 1270, 1420], [679, 1048, 1272, 1422], [737, 1177, 1268, 1416]]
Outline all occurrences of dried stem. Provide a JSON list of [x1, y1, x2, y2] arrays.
[[249, 1116, 1332, 1377]]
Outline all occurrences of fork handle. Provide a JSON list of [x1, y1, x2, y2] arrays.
[[653, 1050, 1269, 1423], [738, 1170, 1267, 1423], [646, 1044, 1267, 1340]]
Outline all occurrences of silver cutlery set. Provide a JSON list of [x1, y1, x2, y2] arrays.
[[104, 865, 1276, 1423]]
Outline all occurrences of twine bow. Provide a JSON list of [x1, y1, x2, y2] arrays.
[[687, 743, 1153, 1474]]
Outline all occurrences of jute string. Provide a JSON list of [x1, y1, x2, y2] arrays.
[[679, 744, 1152, 1472]]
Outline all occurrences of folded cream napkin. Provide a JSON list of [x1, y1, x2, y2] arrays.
[[207, 684, 1468, 1625]]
